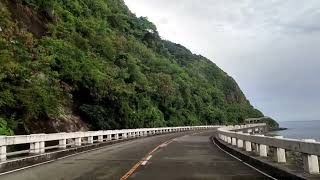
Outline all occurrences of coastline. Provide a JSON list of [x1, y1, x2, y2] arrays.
[[269, 127, 287, 132], [266, 127, 287, 137]]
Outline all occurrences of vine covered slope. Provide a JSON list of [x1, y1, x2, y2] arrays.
[[0, 0, 265, 134]]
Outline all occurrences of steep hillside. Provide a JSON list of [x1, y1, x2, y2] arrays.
[[0, 0, 264, 135]]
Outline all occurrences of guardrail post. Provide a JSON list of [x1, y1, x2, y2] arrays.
[[75, 137, 82, 146], [40, 141, 45, 153], [259, 144, 267, 157], [38, 134, 45, 153], [127, 132, 132, 138], [227, 137, 232, 144], [98, 135, 103, 142], [59, 139, 67, 149], [274, 136, 286, 163], [30, 142, 40, 154], [232, 137, 237, 146], [256, 135, 267, 157], [254, 143, 259, 155], [30, 134, 43, 154], [88, 136, 93, 144], [244, 133, 252, 152], [237, 138, 243, 149], [114, 133, 119, 140], [0, 145, 6, 162], [106, 134, 112, 141], [131, 132, 135, 138], [303, 139, 319, 174], [245, 141, 252, 151], [123, 132, 128, 139]]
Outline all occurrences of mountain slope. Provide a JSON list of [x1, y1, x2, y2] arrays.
[[0, 0, 264, 134]]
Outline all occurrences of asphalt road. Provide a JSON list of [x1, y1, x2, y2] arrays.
[[0, 130, 269, 180]]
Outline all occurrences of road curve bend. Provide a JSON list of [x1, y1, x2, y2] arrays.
[[0, 130, 268, 180]]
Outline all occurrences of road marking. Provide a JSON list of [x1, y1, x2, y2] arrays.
[[159, 144, 167, 148], [212, 137, 277, 180], [120, 131, 211, 180], [141, 161, 147, 166], [141, 155, 152, 166], [146, 155, 152, 161], [120, 138, 175, 180], [0, 140, 130, 176], [0, 131, 211, 178], [0, 134, 173, 177]]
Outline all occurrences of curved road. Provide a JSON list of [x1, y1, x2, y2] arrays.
[[0, 130, 268, 180]]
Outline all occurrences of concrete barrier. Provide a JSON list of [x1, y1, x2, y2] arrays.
[[0, 125, 217, 164], [217, 124, 320, 175]]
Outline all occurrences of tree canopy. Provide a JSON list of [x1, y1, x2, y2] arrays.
[[0, 0, 264, 134]]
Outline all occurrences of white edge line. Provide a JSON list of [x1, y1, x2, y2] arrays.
[[212, 137, 278, 180]]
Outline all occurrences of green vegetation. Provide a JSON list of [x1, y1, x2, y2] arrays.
[[262, 117, 279, 130], [0, 117, 13, 135], [0, 0, 265, 134]]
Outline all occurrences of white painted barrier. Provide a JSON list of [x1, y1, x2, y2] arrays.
[[217, 124, 320, 174], [0, 125, 217, 162]]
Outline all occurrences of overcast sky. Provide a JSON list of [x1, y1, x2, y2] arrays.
[[124, 0, 320, 122]]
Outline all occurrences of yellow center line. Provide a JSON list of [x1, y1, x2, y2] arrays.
[[120, 138, 176, 180], [120, 131, 206, 180]]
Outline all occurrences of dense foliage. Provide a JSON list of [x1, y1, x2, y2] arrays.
[[0, 0, 264, 134], [262, 117, 279, 130]]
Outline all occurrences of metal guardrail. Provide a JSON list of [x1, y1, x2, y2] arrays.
[[217, 124, 320, 174], [0, 125, 217, 162]]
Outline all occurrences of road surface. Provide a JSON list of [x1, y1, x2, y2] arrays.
[[0, 130, 268, 180]]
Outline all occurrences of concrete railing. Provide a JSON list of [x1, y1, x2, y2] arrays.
[[217, 124, 320, 175], [0, 125, 217, 163]]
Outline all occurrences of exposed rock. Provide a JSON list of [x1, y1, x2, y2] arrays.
[[6, 0, 49, 37], [28, 107, 89, 134]]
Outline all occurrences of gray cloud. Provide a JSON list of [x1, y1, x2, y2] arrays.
[[124, 0, 320, 121]]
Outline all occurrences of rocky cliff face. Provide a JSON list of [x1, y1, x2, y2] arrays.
[[0, 0, 265, 134]]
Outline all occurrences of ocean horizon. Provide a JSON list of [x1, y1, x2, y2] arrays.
[[272, 120, 320, 141]]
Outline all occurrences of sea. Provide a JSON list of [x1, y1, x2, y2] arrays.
[[271, 120, 320, 141]]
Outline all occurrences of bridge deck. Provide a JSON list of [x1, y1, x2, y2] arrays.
[[0, 130, 268, 180]]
